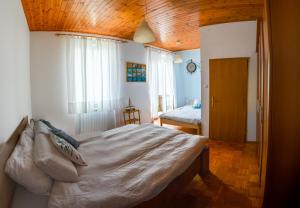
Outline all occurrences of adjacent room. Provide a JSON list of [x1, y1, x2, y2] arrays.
[[1, 0, 299, 208]]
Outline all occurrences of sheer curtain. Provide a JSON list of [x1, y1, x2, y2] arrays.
[[66, 37, 122, 133], [147, 47, 176, 119]]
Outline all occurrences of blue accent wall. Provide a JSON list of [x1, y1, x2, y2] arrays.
[[174, 49, 201, 107]]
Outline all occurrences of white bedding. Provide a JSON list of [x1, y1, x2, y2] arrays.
[[48, 124, 207, 208], [12, 186, 48, 208], [160, 105, 201, 125]]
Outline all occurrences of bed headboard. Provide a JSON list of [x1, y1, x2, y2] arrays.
[[0, 117, 28, 208]]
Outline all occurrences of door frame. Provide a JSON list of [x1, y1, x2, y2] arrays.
[[209, 57, 249, 141]]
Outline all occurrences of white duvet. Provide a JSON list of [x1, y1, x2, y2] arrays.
[[49, 124, 207, 208], [159, 105, 201, 125]]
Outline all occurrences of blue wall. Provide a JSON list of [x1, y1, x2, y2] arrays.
[[174, 49, 201, 107]]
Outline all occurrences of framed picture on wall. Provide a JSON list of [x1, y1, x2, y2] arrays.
[[126, 62, 146, 82]]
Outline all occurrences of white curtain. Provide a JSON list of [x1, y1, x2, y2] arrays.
[[147, 47, 176, 119], [66, 37, 121, 133]]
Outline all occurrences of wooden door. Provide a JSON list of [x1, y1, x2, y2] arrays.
[[209, 58, 249, 142]]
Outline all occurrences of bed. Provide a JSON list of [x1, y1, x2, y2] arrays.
[[0, 117, 209, 208], [160, 105, 202, 135]]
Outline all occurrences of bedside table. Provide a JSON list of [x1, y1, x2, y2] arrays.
[[123, 108, 141, 125]]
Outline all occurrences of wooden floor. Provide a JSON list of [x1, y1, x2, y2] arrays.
[[154, 119, 261, 207]]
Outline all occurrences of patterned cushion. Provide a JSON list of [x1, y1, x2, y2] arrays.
[[40, 119, 80, 149], [40, 119, 59, 131], [50, 132, 87, 166], [51, 129, 80, 149]]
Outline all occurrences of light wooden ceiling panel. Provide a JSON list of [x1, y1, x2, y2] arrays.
[[21, 0, 263, 51]]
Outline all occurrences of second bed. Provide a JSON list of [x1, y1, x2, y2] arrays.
[[159, 105, 202, 135]]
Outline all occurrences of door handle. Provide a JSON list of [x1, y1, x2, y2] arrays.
[[211, 96, 215, 108]]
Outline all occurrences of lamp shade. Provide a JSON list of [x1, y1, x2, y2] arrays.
[[133, 20, 156, 43], [174, 54, 183, 63]]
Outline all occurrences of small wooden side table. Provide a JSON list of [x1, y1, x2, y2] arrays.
[[123, 108, 141, 125]]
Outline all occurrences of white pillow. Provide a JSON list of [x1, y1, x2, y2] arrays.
[[193, 99, 201, 105], [5, 131, 53, 195], [23, 120, 35, 139], [34, 120, 50, 135], [33, 133, 79, 182], [50, 132, 87, 166]]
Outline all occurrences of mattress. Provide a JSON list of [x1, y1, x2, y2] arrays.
[[48, 124, 207, 208], [159, 105, 201, 125], [11, 124, 207, 208]]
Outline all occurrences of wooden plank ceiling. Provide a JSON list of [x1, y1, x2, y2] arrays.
[[21, 0, 263, 51]]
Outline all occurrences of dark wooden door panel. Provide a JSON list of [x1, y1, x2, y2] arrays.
[[209, 58, 249, 142]]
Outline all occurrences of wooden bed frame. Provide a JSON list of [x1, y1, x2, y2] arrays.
[[0, 117, 28, 208], [0, 117, 209, 208], [135, 146, 209, 208], [160, 117, 202, 135]]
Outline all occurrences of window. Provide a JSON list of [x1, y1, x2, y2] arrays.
[[147, 47, 176, 118], [66, 37, 121, 133]]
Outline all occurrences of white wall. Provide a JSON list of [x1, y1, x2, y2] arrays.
[[30, 33, 76, 134], [200, 21, 257, 141], [0, 0, 31, 142], [30, 32, 152, 135], [121, 42, 151, 123]]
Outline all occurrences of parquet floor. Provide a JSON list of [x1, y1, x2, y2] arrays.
[[154, 119, 261, 208]]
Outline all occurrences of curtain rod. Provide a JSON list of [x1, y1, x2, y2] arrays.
[[56, 33, 173, 53], [144, 44, 174, 53], [55, 33, 128, 43]]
